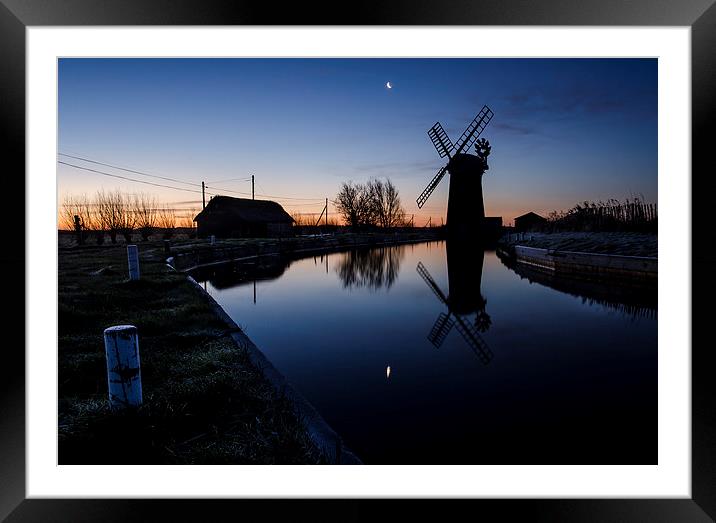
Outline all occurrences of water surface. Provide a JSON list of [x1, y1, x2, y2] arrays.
[[193, 240, 656, 464]]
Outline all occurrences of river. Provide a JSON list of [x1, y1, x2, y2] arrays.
[[192, 240, 657, 464]]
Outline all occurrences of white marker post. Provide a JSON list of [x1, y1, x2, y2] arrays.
[[210, 235, 216, 245], [127, 244, 140, 280], [104, 325, 143, 410]]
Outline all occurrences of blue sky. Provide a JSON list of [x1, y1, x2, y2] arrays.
[[58, 58, 657, 224]]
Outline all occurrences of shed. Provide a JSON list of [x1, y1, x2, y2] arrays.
[[514, 212, 547, 232], [193, 196, 293, 238]]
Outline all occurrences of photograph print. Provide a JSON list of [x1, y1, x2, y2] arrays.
[[57, 57, 657, 465]]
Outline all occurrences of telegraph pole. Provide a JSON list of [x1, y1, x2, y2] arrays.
[[251, 175, 255, 200], [201, 181, 206, 209]]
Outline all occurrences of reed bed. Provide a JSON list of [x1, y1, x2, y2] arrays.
[[546, 197, 657, 233]]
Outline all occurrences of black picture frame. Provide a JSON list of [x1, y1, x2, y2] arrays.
[[2, 1, 714, 521]]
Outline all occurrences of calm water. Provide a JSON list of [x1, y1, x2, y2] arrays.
[[193, 240, 657, 464]]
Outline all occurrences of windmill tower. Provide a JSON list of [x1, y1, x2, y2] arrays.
[[416, 105, 494, 236]]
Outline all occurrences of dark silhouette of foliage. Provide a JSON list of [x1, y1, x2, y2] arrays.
[[335, 178, 406, 229], [543, 197, 657, 233], [335, 245, 405, 290]]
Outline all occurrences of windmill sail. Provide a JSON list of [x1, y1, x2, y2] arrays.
[[453, 105, 494, 155], [428, 312, 455, 348], [453, 315, 493, 364], [427, 122, 454, 158], [416, 166, 447, 209], [416, 261, 448, 303]]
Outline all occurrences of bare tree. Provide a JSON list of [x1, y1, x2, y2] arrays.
[[335, 182, 360, 227], [80, 197, 106, 245], [60, 194, 90, 231], [177, 209, 194, 228], [133, 193, 157, 241], [157, 205, 177, 239], [95, 190, 115, 243], [59, 195, 75, 232], [367, 178, 405, 228], [60, 194, 93, 244], [335, 179, 405, 229], [95, 189, 130, 243], [117, 192, 136, 242], [290, 212, 310, 226], [177, 208, 199, 238], [335, 181, 377, 228]]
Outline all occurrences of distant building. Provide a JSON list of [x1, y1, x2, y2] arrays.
[[514, 212, 546, 232], [483, 216, 503, 229], [193, 196, 293, 238], [482, 216, 503, 239]]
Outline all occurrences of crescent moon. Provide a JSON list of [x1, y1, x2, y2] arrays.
[[386, 82, 392, 89]]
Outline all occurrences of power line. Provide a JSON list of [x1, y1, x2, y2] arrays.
[[204, 177, 252, 184], [258, 193, 325, 201], [60, 153, 323, 203], [204, 185, 252, 197], [58, 161, 217, 196], [206, 184, 324, 202], [58, 153, 201, 188]]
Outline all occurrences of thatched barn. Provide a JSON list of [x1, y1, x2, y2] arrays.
[[193, 196, 293, 238]]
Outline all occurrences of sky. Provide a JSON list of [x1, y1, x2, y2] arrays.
[[58, 58, 657, 225]]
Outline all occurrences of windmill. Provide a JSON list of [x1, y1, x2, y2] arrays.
[[416, 260, 493, 364], [416, 105, 494, 234]]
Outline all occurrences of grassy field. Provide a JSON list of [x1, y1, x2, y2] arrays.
[[58, 239, 322, 464]]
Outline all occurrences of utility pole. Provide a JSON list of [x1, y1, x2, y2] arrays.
[[251, 175, 255, 200], [201, 181, 206, 209]]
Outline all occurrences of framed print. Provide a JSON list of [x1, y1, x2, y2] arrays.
[[2, 0, 715, 520]]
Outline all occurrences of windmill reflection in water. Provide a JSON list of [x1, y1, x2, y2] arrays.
[[417, 241, 493, 364]]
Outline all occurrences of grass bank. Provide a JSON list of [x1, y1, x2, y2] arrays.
[[58, 240, 322, 464]]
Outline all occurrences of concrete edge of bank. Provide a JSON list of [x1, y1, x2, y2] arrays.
[[185, 273, 363, 465], [497, 243, 657, 281]]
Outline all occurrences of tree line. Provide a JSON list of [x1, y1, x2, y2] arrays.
[[334, 178, 406, 229], [61, 190, 198, 244]]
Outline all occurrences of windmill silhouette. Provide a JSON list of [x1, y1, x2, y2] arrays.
[[416, 105, 494, 235], [416, 248, 493, 364]]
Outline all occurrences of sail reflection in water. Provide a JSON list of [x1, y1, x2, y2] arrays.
[[193, 240, 657, 465]]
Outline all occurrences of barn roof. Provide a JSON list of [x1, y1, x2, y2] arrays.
[[514, 211, 546, 221], [194, 196, 293, 224]]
